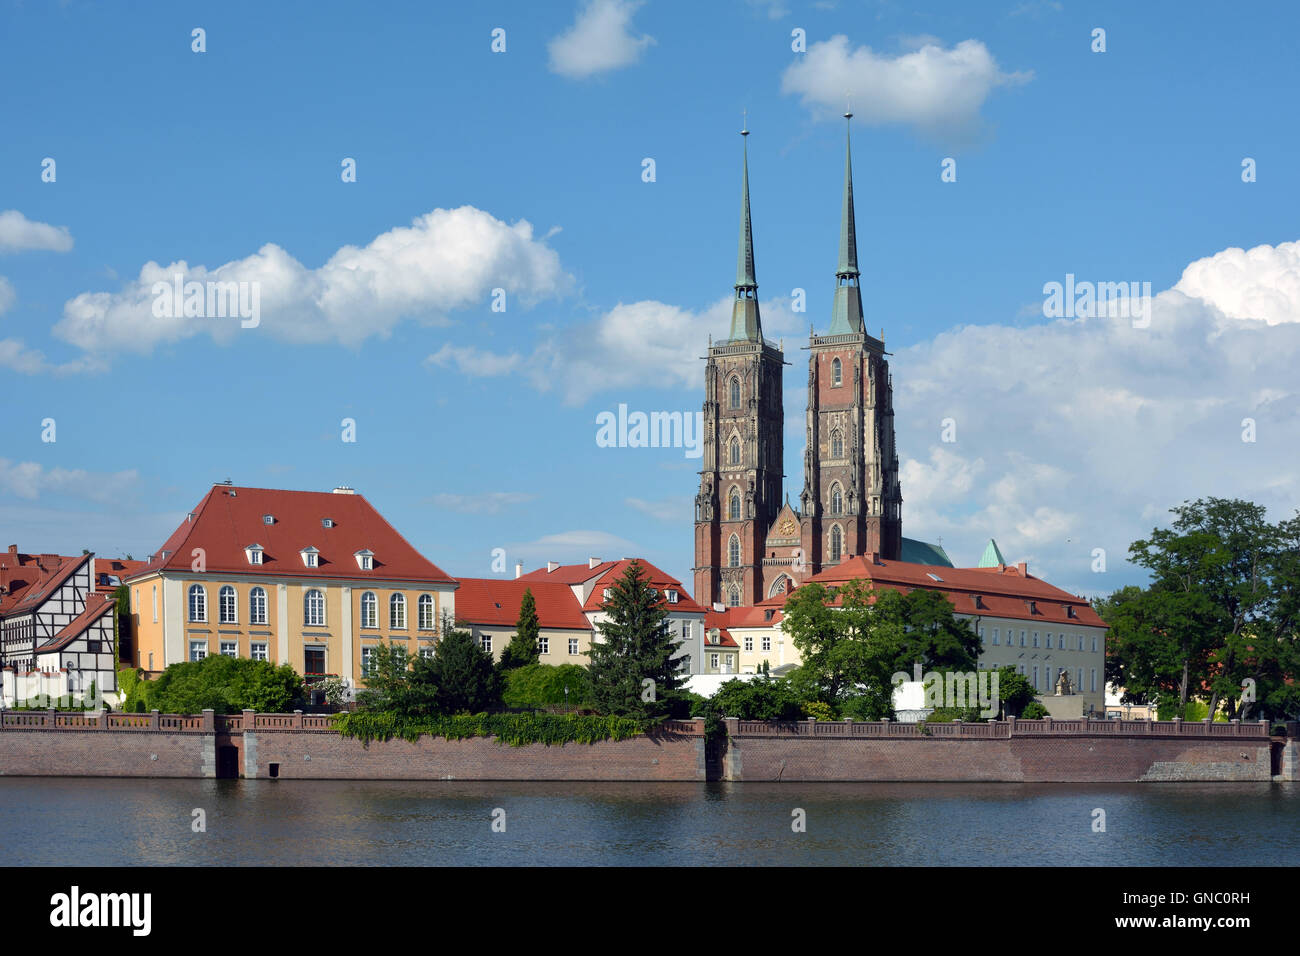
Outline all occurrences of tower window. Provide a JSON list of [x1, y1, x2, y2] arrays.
[[729, 489, 741, 521], [729, 377, 741, 409], [829, 525, 843, 562], [728, 534, 741, 568], [832, 358, 842, 386], [728, 587, 741, 607], [830, 483, 843, 515], [729, 438, 741, 466], [831, 429, 844, 458]]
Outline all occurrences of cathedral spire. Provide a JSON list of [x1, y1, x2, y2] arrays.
[[827, 111, 864, 336], [728, 120, 762, 342]]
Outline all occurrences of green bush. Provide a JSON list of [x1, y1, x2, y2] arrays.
[[1020, 701, 1050, 719], [502, 664, 592, 710], [148, 655, 304, 714], [802, 700, 834, 721], [925, 706, 988, 723], [332, 711, 646, 747], [712, 676, 805, 721]]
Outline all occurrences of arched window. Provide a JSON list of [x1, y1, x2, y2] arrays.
[[729, 438, 741, 466], [249, 586, 267, 626], [830, 483, 843, 515], [832, 357, 842, 386], [769, 576, 788, 597], [729, 489, 741, 520], [831, 429, 844, 458], [219, 585, 237, 624], [361, 591, 378, 629], [304, 589, 325, 626], [418, 594, 434, 630], [728, 534, 741, 568], [729, 377, 741, 409], [728, 586, 741, 607], [829, 525, 843, 562], [188, 584, 207, 623], [390, 593, 407, 629]]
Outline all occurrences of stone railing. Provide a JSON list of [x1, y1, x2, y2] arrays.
[[726, 717, 1273, 738], [0, 709, 334, 733]]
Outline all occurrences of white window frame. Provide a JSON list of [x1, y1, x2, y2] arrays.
[[220, 641, 237, 658], [761, 634, 771, 652], [361, 591, 378, 629], [744, 636, 753, 652], [189, 640, 208, 662], [480, 634, 492, 654], [390, 593, 407, 630], [538, 636, 549, 655], [249, 586, 268, 626], [568, 638, 579, 655], [188, 584, 207, 623], [219, 585, 237, 625], [250, 642, 268, 662], [418, 594, 434, 630], [304, 589, 326, 627]]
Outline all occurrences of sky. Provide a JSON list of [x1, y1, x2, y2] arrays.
[[1, 0, 1297, 600]]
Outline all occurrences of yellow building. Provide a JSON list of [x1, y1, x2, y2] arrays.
[[125, 483, 457, 696]]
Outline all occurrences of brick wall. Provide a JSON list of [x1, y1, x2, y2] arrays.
[[0, 729, 207, 777]]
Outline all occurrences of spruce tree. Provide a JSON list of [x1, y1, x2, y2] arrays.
[[499, 587, 541, 670], [587, 561, 682, 721]]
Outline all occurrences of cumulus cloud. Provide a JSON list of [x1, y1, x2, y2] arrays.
[[0, 210, 74, 254], [0, 459, 139, 503], [548, 0, 655, 78], [425, 343, 523, 377], [1173, 240, 1300, 326], [625, 496, 684, 522], [53, 206, 570, 353], [893, 251, 1300, 595], [0, 277, 14, 315], [0, 338, 106, 376], [781, 35, 1031, 138], [430, 491, 537, 515]]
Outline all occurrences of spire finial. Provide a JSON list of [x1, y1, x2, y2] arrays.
[[728, 120, 762, 341], [827, 103, 865, 336], [742, 108, 748, 136]]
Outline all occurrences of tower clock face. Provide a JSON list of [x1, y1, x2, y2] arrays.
[[779, 517, 797, 536]]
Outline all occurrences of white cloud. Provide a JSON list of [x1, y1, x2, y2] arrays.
[[0, 460, 139, 503], [0, 277, 14, 315], [625, 496, 684, 522], [425, 343, 523, 377], [53, 206, 570, 354], [548, 0, 655, 79], [781, 35, 1031, 137], [431, 491, 537, 515], [0, 338, 106, 376], [893, 245, 1300, 594], [507, 529, 642, 566], [1173, 240, 1300, 326], [0, 210, 74, 254]]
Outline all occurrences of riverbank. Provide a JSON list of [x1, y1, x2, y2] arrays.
[[1, 711, 1294, 782]]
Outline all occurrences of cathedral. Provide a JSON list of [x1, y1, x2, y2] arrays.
[[693, 115, 947, 609]]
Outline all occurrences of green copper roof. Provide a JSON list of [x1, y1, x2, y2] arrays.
[[728, 131, 762, 342], [899, 537, 954, 568], [826, 116, 864, 337], [976, 538, 1007, 568]]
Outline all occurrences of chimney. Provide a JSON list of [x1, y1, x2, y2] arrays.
[[514, 562, 523, 579], [547, 561, 559, 573], [332, 485, 356, 495], [7, 545, 16, 555], [867, 551, 879, 565], [1017, 561, 1028, 576], [588, 556, 600, 569]]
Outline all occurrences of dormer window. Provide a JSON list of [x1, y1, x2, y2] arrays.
[[602, 588, 612, 602], [263, 514, 275, 525], [322, 518, 334, 529], [301, 547, 320, 569], [245, 544, 264, 566], [355, 549, 374, 571], [667, 589, 679, 604]]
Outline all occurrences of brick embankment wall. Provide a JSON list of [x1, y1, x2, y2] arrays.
[[243, 730, 707, 781], [0, 729, 209, 778]]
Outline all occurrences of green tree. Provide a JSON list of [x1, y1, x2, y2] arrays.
[[357, 641, 439, 717], [711, 675, 804, 720], [149, 656, 303, 714], [428, 629, 501, 714], [498, 588, 541, 671], [586, 561, 683, 721], [992, 666, 1038, 718]]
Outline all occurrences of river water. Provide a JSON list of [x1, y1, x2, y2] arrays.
[[2, 778, 1296, 866]]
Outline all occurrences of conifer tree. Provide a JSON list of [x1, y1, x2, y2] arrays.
[[499, 587, 541, 670], [587, 561, 683, 720]]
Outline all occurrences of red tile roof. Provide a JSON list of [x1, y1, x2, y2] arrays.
[[517, 558, 706, 614], [702, 611, 740, 648], [124, 485, 455, 585], [0, 550, 88, 617], [37, 592, 114, 654], [94, 558, 146, 591], [454, 578, 591, 630]]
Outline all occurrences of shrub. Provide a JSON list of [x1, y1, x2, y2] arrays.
[[802, 700, 835, 721], [333, 711, 645, 747], [712, 676, 805, 721], [502, 664, 592, 710], [1020, 701, 1050, 719], [924, 706, 987, 723], [149, 655, 304, 714]]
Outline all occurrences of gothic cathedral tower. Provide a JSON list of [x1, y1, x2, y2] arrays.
[[799, 113, 903, 573], [693, 127, 786, 609]]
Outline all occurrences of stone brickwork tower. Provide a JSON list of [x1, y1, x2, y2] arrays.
[[799, 114, 902, 573], [693, 128, 786, 609]]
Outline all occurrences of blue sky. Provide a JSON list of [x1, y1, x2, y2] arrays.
[[2, 0, 1298, 598]]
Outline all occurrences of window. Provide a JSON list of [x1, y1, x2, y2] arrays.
[[831, 430, 844, 458], [250, 587, 267, 625], [390, 594, 407, 629], [829, 525, 843, 562], [992, 628, 1000, 646], [728, 534, 741, 568], [251, 642, 268, 661], [761, 634, 771, 652], [152, 586, 158, 623], [1078, 668, 1084, 692], [305, 646, 325, 675], [304, 589, 325, 626], [831, 357, 842, 386], [322, 518, 334, 528], [1045, 633, 1052, 649], [188, 584, 207, 623], [1020, 631, 1026, 647], [1032, 666, 1039, 690], [360, 591, 378, 629], [538, 636, 549, 655], [602, 588, 612, 602], [729, 377, 741, 409], [1091, 636, 1097, 653], [569, 638, 579, 655], [1032, 632, 1039, 648], [744, 636, 753, 652], [263, 514, 274, 525], [189, 640, 207, 662], [219, 585, 237, 624], [88, 640, 102, 654], [830, 484, 843, 515], [302, 548, 319, 568], [480, 634, 492, 654], [667, 589, 679, 604], [680, 620, 691, 641], [418, 594, 434, 630], [1078, 635, 1085, 651], [1016, 663, 1025, 675], [220, 641, 237, 658], [730, 438, 741, 466], [361, 646, 376, 677], [710, 653, 720, 670], [1090, 668, 1097, 692], [355, 550, 373, 571], [419, 645, 435, 660], [729, 489, 741, 520], [246, 545, 263, 565], [728, 587, 740, 608]]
